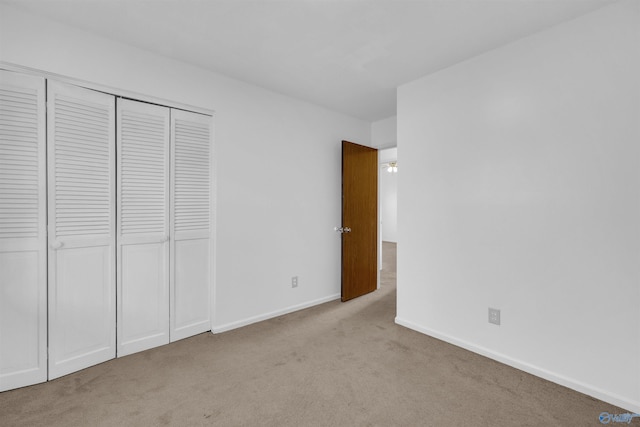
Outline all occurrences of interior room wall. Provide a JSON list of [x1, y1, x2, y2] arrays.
[[0, 4, 371, 332], [397, 0, 639, 412], [379, 148, 398, 243], [372, 115, 397, 149]]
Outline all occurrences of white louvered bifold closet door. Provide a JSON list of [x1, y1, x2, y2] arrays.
[[0, 70, 47, 392], [117, 99, 170, 357], [47, 81, 116, 379], [170, 109, 213, 342]]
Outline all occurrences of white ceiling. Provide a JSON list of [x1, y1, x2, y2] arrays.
[[5, 0, 611, 121]]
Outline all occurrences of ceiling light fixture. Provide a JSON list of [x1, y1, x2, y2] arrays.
[[386, 161, 398, 173]]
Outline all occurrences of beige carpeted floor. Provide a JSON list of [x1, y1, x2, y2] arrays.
[[0, 242, 623, 426]]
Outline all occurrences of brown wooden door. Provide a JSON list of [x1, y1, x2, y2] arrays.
[[341, 140, 378, 302]]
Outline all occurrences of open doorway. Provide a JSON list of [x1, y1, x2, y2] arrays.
[[379, 147, 397, 282]]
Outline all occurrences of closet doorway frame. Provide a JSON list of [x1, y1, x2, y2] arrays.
[[0, 60, 218, 349], [1, 62, 215, 117]]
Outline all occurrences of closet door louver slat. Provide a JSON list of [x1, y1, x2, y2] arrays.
[[47, 81, 116, 380], [53, 96, 111, 238], [0, 71, 47, 392], [117, 99, 170, 357], [170, 109, 213, 342], [0, 89, 39, 239], [173, 120, 210, 233]]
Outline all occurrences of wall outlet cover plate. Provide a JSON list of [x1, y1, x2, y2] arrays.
[[488, 308, 501, 325]]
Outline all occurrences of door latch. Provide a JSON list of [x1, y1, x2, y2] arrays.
[[334, 226, 352, 233]]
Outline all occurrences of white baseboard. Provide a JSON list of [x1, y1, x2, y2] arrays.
[[212, 293, 341, 334], [395, 317, 640, 414]]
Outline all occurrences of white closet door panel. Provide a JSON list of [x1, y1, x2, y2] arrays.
[[49, 245, 113, 376], [0, 71, 47, 392], [0, 251, 45, 391], [170, 109, 212, 342], [119, 243, 167, 355], [117, 99, 169, 357], [173, 238, 210, 338], [48, 81, 116, 380]]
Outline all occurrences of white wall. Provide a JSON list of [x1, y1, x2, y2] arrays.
[[379, 148, 398, 243], [372, 115, 397, 149], [0, 4, 370, 332], [397, 0, 640, 413]]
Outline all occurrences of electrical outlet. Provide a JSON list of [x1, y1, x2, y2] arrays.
[[488, 308, 501, 326], [291, 276, 298, 288]]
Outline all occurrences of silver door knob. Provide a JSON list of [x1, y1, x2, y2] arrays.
[[334, 227, 352, 234]]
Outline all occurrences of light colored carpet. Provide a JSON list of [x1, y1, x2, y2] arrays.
[[0, 242, 623, 426]]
